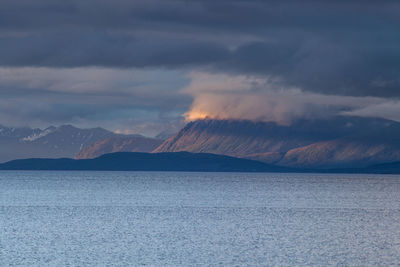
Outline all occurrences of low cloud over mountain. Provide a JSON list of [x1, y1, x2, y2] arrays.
[[184, 72, 397, 124]]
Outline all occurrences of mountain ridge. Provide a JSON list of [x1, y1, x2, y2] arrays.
[[0, 152, 288, 172], [154, 116, 400, 168], [1, 151, 399, 174], [0, 124, 118, 162], [75, 136, 164, 159]]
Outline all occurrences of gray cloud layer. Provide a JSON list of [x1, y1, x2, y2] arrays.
[[0, 0, 399, 97], [0, 67, 189, 135], [0, 1, 400, 133]]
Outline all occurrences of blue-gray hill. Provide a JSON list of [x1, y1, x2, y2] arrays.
[[0, 152, 289, 172]]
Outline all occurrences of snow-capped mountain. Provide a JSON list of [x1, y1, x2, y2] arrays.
[[0, 124, 117, 162]]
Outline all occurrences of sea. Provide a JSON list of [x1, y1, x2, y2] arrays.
[[1, 171, 399, 266]]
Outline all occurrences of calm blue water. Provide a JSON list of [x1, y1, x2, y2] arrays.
[[1, 171, 400, 266]]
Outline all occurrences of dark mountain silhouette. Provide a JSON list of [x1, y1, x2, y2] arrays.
[[361, 161, 400, 174], [75, 136, 163, 159], [154, 116, 400, 168], [1, 151, 399, 174], [0, 152, 289, 172]]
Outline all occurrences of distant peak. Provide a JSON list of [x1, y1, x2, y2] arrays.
[[57, 124, 76, 130], [45, 126, 57, 131]]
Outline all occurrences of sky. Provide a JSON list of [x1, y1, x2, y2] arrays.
[[1, 0, 400, 136]]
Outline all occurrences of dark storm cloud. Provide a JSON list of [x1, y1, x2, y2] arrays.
[[0, 32, 229, 68], [0, 0, 400, 97], [228, 37, 400, 97]]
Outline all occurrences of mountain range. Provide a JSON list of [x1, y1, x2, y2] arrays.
[[0, 124, 159, 163], [1, 115, 400, 169], [155, 116, 400, 168]]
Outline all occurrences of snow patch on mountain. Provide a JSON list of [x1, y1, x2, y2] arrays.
[[22, 128, 55, 142]]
